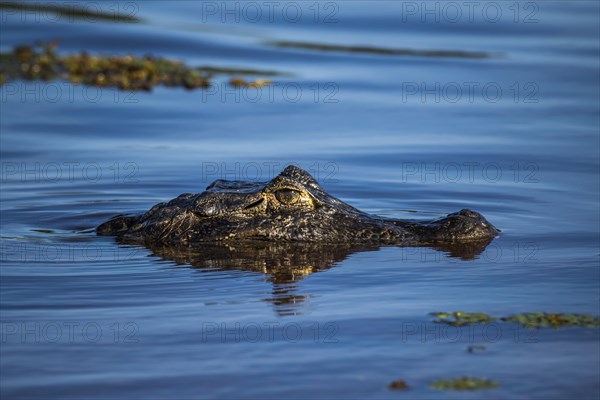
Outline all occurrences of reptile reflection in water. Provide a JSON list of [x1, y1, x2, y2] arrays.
[[125, 239, 495, 316], [100, 164, 499, 314]]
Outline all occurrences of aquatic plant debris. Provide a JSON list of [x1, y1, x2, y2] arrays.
[[431, 377, 499, 391], [269, 40, 492, 59], [229, 77, 273, 88], [0, 43, 280, 91], [388, 379, 409, 390], [430, 311, 600, 329], [430, 311, 496, 326], [0, 1, 140, 22], [467, 345, 487, 353], [501, 312, 600, 329]]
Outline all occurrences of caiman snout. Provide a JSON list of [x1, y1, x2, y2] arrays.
[[420, 209, 500, 241]]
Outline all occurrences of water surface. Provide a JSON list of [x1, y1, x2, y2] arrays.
[[1, 1, 599, 399]]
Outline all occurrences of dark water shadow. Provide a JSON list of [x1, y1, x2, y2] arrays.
[[268, 40, 493, 59], [0, 1, 140, 22], [118, 238, 495, 316]]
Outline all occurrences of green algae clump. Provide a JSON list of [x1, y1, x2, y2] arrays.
[[501, 312, 600, 329], [2, 43, 60, 81], [0, 43, 281, 92], [229, 77, 273, 88], [430, 311, 496, 326], [62, 53, 211, 90], [0, 43, 210, 91], [429, 311, 600, 329], [388, 379, 409, 390], [431, 377, 499, 391]]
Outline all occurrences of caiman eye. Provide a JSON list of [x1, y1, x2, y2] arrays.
[[275, 189, 302, 205]]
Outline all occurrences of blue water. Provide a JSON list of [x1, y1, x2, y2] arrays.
[[1, 1, 599, 399]]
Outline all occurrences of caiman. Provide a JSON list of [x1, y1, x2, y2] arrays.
[[97, 165, 499, 246]]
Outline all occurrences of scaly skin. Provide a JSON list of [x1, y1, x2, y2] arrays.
[[97, 165, 500, 245]]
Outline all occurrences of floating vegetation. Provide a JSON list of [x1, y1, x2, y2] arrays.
[[229, 77, 273, 88], [269, 40, 491, 59], [430, 311, 600, 329], [1, 43, 59, 81], [0, 43, 280, 91], [430, 311, 496, 326], [388, 379, 409, 390], [0, 1, 140, 23], [431, 377, 499, 391], [63, 53, 210, 90], [0, 42, 208, 90], [501, 312, 600, 329], [467, 345, 487, 353]]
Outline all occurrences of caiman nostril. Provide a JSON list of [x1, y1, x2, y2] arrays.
[[244, 198, 264, 210]]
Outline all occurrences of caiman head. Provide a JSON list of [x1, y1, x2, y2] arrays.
[[97, 165, 499, 245]]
